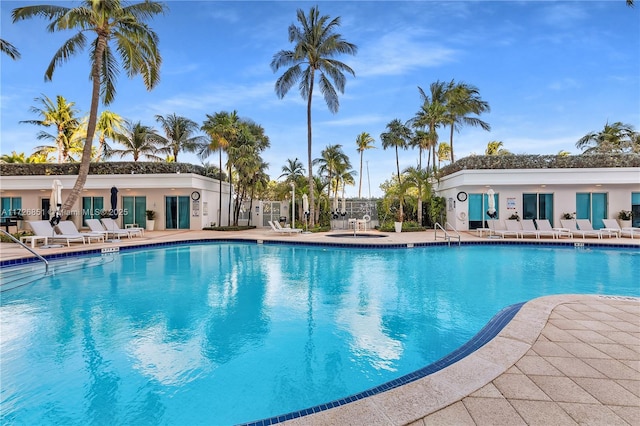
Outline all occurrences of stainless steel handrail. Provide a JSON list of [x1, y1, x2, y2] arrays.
[[0, 230, 49, 273], [434, 222, 461, 246]]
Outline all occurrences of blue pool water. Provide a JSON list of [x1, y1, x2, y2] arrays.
[[1, 243, 639, 425]]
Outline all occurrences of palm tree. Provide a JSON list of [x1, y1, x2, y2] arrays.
[[0, 39, 20, 60], [279, 158, 306, 182], [12, 0, 166, 215], [575, 122, 639, 154], [271, 5, 357, 227], [33, 121, 86, 162], [485, 140, 510, 155], [0, 152, 28, 163], [437, 142, 451, 168], [313, 144, 351, 207], [402, 166, 431, 225], [413, 82, 448, 170], [20, 95, 81, 163], [106, 121, 162, 162], [200, 111, 240, 227], [444, 80, 491, 163], [155, 113, 206, 162], [95, 111, 125, 161], [381, 119, 412, 221], [355, 132, 375, 198]]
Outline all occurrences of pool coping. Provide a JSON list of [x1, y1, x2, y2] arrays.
[[276, 294, 638, 425]]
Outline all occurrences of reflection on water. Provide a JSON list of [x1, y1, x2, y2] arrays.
[[1, 244, 638, 425]]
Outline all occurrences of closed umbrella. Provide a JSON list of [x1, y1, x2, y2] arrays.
[[110, 187, 119, 219], [332, 196, 338, 213], [302, 194, 309, 214], [49, 179, 63, 226], [487, 188, 497, 219], [341, 197, 346, 215]]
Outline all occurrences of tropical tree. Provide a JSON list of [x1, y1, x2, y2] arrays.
[[12, 0, 166, 216], [485, 140, 511, 155], [105, 121, 162, 162], [32, 120, 86, 162], [155, 113, 206, 162], [413, 82, 448, 170], [313, 144, 351, 207], [0, 152, 29, 163], [355, 132, 375, 198], [437, 142, 451, 168], [575, 122, 639, 154], [271, 5, 357, 227], [20, 94, 81, 163], [443, 80, 491, 163], [380, 119, 411, 221], [200, 110, 240, 227], [0, 39, 20, 60], [402, 166, 431, 225], [279, 157, 306, 183], [95, 110, 125, 161]]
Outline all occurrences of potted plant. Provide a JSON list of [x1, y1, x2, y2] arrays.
[[146, 210, 156, 231], [618, 210, 632, 228], [508, 212, 520, 221], [561, 212, 575, 220], [394, 210, 403, 233]]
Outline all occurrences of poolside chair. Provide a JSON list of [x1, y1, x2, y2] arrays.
[[487, 220, 519, 238], [27, 220, 86, 247], [506, 219, 538, 239], [521, 219, 554, 239], [602, 219, 638, 239], [86, 218, 129, 239], [560, 219, 602, 239], [101, 218, 143, 238], [55, 221, 105, 244], [576, 219, 615, 239], [270, 220, 302, 235], [536, 219, 571, 239]]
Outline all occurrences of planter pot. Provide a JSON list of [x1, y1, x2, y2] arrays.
[[394, 221, 403, 233], [619, 219, 632, 228], [146, 220, 155, 231]]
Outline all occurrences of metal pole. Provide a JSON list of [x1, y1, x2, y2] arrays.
[[290, 182, 295, 229]]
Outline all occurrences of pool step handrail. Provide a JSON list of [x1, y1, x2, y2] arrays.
[[434, 222, 461, 246], [0, 229, 49, 274]]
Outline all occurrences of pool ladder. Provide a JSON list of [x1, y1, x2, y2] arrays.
[[434, 222, 461, 246], [0, 229, 49, 273]]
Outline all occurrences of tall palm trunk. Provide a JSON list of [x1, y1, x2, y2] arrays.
[[449, 124, 455, 163], [307, 73, 315, 227], [218, 150, 222, 227], [395, 145, 403, 220], [358, 151, 363, 198], [61, 35, 106, 217]]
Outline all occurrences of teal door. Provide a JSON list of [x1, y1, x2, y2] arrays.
[[523, 193, 554, 226], [576, 193, 607, 229], [165, 196, 190, 229], [122, 196, 147, 228]]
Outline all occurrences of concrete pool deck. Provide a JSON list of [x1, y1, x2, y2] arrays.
[[1, 229, 639, 425]]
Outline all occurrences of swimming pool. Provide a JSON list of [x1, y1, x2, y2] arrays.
[[1, 242, 638, 425]]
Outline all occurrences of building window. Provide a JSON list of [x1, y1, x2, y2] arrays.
[[82, 197, 104, 227], [1, 197, 22, 223], [468, 193, 499, 230], [632, 192, 640, 228], [576, 192, 607, 229], [122, 196, 147, 227], [165, 196, 190, 229], [523, 193, 554, 227]]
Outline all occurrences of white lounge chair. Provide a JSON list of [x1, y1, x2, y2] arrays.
[[602, 219, 638, 239], [560, 219, 602, 239], [522, 219, 556, 239], [101, 218, 143, 238], [268, 220, 302, 235], [487, 220, 519, 238], [506, 219, 538, 239], [86, 218, 129, 239], [536, 219, 571, 239], [576, 219, 616, 238], [55, 221, 105, 244], [27, 220, 86, 247]]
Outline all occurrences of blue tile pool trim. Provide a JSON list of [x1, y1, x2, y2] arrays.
[[1, 237, 638, 269], [239, 301, 526, 426]]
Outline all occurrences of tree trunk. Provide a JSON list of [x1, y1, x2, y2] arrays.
[[358, 151, 363, 198], [449, 124, 455, 163], [60, 35, 106, 218], [307, 72, 315, 227]]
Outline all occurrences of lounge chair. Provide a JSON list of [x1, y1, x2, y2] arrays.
[[55, 221, 105, 244], [576, 219, 616, 238], [101, 218, 143, 238], [536, 219, 571, 239], [27, 220, 86, 247], [506, 219, 538, 239], [86, 218, 129, 239], [268, 220, 302, 235], [487, 220, 519, 238], [560, 219, 602, 239], [521, 219, 556, 239], [602, 219, 638, 239]]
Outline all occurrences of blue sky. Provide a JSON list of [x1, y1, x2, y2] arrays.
[[1, 1, 638, 197]]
